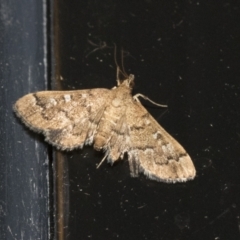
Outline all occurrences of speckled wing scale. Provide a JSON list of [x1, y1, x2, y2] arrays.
[[14, 74, 196, 183]]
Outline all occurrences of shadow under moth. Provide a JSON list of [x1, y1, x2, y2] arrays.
[[14, 71, 196, 183]]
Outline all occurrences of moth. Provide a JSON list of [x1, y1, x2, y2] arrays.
[[14, 70, 196, 183]]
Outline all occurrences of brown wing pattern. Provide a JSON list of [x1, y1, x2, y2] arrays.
[[14, 89, 111, 150], [126, 101, 196, 183]]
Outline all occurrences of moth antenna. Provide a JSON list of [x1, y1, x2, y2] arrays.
[[114, 44, 121, 84], [116, 66, 121, 85], [114, 43, 118, 70], [121, 48, 128, 79], [96, 153, 108, 169], [114, 44, 128, 85], [133, 93, 168, 108]]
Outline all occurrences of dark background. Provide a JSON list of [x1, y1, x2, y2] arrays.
[[1, 0, 240, 240], [55, 1, 240, 239]]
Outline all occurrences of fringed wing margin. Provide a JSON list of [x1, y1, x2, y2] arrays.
[[126, 101, 196, 183], [14, 89, 111, 150]]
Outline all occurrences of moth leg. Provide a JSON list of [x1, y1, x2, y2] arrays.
[[133, 93, 167, 108], [127, 153, 140, 177], [96, 153, 108, 169]]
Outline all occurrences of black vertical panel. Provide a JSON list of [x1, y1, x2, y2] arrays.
[[0, 0, 50, 239]]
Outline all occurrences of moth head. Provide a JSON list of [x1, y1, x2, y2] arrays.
[[118, 74, 135, 89]]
